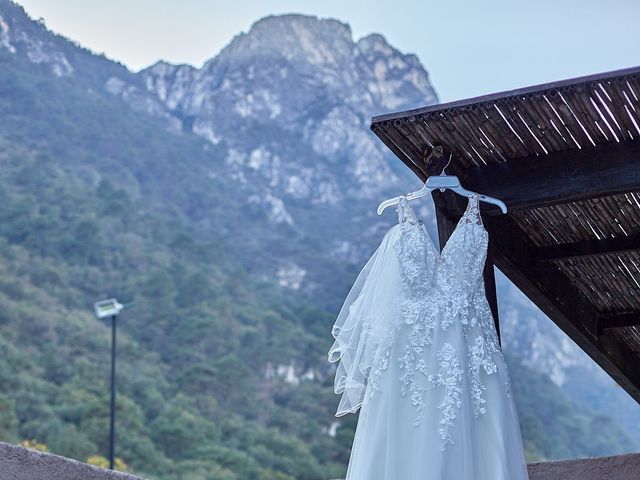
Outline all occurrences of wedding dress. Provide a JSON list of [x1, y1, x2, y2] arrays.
[[328, 193, 529, 480]]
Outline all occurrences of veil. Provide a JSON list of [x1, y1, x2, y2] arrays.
[[328, 225, 402, 416]]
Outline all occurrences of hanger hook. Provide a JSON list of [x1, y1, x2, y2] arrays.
[[440, 153, 452, 175]]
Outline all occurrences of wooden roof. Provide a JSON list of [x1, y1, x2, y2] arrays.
[[370, 66, 640, 403]]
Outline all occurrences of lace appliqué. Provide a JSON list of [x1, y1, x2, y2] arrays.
[[436, 194, 487, 331], [394, 197, 438, 422], [468, 335, 498, 417], [369, 348, 392, 396], [429, 343, 463, 450]]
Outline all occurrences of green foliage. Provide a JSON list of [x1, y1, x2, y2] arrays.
[[0, 65, 340, 474], [0, 395, 19, 442]]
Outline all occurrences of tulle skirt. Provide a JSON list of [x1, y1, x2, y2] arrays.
[[344, 313, 530, 480]]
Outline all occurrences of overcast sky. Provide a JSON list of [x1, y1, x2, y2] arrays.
[[17, 0, 640, 102]]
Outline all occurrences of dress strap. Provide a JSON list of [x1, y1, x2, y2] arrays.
[[397, 196, 419, 225], [397, 196, 407, 224], [466, 193, 483, 225]]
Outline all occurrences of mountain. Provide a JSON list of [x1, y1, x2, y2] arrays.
[[108, 14, 439, 309], [0, 1, 638, 478]]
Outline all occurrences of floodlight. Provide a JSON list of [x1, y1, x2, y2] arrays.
[[94, 299, 124, 319]]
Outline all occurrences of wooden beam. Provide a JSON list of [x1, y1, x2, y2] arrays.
[[372, 65, 640, 124], [483, 250, 501, 346], [487, 214, 640, 403], [599, 313, 640, 332], [372, 126, 640, 216], [372, 124, 429, 181], [455, 140, 640, 214], [536, 234, 640, 261]]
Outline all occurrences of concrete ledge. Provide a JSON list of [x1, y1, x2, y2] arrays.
[[0, 441, 144, 480], [4, 438, 638, 480], [528, 453, 640, 480]]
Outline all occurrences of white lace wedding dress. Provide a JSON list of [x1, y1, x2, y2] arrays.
[[328, 193, 529, 479]]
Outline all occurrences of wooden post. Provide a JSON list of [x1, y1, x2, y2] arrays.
[[483, 247, 502, 347], [435, 198, 458, 250]]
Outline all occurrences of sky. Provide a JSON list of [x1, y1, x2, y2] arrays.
[[16, 0, 640, 102]]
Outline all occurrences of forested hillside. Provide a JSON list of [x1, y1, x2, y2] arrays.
[[0, 1, 636, 478]]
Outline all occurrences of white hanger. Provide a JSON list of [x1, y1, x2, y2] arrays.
[[377, 154, 508, 215]]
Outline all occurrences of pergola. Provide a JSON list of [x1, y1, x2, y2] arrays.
[[370, 66, 640, 404]]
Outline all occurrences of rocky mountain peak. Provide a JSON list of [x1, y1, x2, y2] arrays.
[[0, 0, 73, 76], [215, 14, 355, 68], [135, 14, 437, 124], [114, 14, 439, 234]]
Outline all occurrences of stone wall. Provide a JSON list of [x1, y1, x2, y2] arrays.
[[528, 453, 640, 480], [0, 441, 144, 480]]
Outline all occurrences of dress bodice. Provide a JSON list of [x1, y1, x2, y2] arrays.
[[387, 194, 502, 439], [394, 194, 489, 326]]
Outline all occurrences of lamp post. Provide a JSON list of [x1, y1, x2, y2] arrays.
[[93, 298, 125, 470]]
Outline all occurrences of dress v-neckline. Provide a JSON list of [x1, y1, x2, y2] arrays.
[[398, 193, 482, 260]]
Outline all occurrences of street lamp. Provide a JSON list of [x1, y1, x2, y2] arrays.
[[93, 298, 125, 470]]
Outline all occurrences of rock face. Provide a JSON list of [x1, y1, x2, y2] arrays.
[[0, 5, 440, 287], [100, 13, 441, 303], [0, 2, 72, 76], [133, 14, 438, 203]]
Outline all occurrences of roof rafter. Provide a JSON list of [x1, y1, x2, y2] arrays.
[[488, 214, 640, 402]]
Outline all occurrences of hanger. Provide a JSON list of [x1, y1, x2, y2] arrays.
[[377, 152, 508, 215]]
